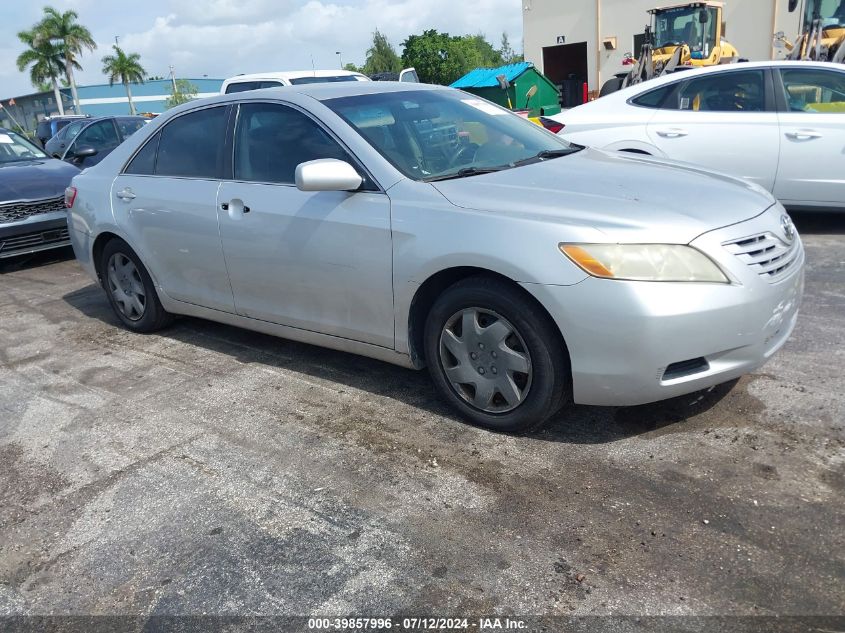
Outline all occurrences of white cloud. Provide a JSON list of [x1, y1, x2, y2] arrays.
[[5, 0, 522, 96]]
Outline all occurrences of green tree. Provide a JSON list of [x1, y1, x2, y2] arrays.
[[343, 62, 362, 73], [101, 45, 146, 115], [362, 30, 402, 76], [16, 28, 68, 114], [166, 79, 198, 109], [401, 30, 503, 85], [499, 32, 523, 64], [34, 7, 96, 114]]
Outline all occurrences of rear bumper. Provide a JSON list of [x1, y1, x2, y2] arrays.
[[0, 212, 70, 259]]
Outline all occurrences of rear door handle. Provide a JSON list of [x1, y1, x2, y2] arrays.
[[116, 188, 136, 201], [656, 128, 689, 138], [785, 130, 822, 140]]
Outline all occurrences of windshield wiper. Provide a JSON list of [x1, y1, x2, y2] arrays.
[[424, 166, 505, 182], [510, 147, 582, 167]]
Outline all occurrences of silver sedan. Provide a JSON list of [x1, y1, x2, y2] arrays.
[[66, 82, 804, 432]]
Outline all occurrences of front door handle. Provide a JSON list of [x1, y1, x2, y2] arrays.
[[656, 128, 689, 138], [785, 130, 822, 140], [222, 199, 250, 214], [116, 188, 136, 201]]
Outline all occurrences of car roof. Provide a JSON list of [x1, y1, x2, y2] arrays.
[[225, 69, 368, 82], [206, 80, 444, 107]]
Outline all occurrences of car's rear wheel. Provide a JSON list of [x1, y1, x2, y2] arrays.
[[100, 238, 172, 332], [424, 277, 569, 432]]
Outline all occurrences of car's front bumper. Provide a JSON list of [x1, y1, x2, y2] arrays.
[[522, 207, 805, 407], [0, 211, 70, 259]]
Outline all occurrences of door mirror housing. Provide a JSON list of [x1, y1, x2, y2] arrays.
[[295, 159, 363, 192], [72, 145, 98, 159]]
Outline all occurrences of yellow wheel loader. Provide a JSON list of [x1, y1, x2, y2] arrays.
[[782, 0, 845, 63], [600, 2, 740, 96]]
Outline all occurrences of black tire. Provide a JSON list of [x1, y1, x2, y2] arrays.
[[100, 238, 173, 333], [424, 276, 570, 433], [599, 76, 625, 97]]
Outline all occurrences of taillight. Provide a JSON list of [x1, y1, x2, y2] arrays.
[[64, 186, 77, 209], [538, 117, 565, 134]]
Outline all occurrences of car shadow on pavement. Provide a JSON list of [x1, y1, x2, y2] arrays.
[[0, 246, 75, 274], [63, 282, 740, 445], [789, 210, 845, 235]]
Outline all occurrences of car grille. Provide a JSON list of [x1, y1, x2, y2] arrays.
[[0, 196, 66, 224], [722, 232, 801, 283], [0, 227, 70, 257]]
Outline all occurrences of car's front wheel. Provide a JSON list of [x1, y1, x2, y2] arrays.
[[424, 277, 570, 432], [100, 238, 172, 332]]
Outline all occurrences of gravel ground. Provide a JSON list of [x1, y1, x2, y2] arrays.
[[0, 212, 843, 630]]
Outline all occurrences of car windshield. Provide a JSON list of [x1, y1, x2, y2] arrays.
[[325, 89, 577, 181], [0, 130, 48, 163], [654, 6, 718, 52], [805, 0, 845, 28]]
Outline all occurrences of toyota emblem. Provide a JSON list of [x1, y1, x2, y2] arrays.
[[781, 214, 795, 242]]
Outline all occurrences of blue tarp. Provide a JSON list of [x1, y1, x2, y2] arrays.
[[449, 62, 534, 89]]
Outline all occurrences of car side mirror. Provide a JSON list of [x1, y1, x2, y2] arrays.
[[72, 145, 98, 159], [295, 159, 363, 192]]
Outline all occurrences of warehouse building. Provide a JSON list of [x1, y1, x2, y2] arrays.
[[522, 0, 804, 105], [1, 78, 223, 133]]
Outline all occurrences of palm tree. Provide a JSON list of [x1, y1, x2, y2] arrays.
[[35, 7, 96, 114], [16, 28, 67, 115], [101, 45, 146, 115]]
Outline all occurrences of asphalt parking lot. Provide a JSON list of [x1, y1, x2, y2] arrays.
[[0, 213, 843, 626]]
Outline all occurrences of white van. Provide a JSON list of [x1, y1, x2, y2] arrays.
[[220, 70, 370, 94]]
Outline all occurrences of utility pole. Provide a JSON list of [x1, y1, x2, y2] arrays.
[[336, 51, 343, 69], [114, 35, 119, 47], [169, 64, 178, 94]]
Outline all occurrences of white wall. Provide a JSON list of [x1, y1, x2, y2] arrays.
[[523, 0, 804, 93]]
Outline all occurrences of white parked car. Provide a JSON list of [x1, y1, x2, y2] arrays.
[[552, 61, 845, 211], [221, 70, 370, 94]]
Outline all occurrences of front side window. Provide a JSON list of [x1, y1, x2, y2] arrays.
[[73, 120, 120, 153], [0, 130, 47, 163], [326, 89, 577, 180], [780, 68, 845, 113], [116, 117, 147, 139], [63, 120, 87, 141], [233, 102, 350, 184], [155, 106, 228, 178], [672, 70, 765, 112], [289, 75, 360, 85]]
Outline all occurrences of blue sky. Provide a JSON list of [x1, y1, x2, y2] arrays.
[[1, 0, 522, 98]]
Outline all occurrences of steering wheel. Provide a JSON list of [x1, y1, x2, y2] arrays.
[[447, 143, 478, 169]]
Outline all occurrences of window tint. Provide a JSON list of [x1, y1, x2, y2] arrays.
[[630, 84, 674, 108], [780, 68, 845, 113], [225, 81, 259, 94], [289, 75, 360, 85], [156, 106, 228, 178], [125, 131, 160, 175], [64, 120, 86, 140], [74, 120, 120, 152], [673, 70, 765, 112], [234, 102, 350, 184], [116, 117, 147, 138]]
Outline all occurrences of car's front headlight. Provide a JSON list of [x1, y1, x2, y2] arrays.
[[559, 243, 729, 283]]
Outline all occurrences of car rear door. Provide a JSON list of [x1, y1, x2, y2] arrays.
[[773, 65, 845, 207], [645, 68, 781, 190], [111, 105, 236, 313], [216, 101, 394, 347]]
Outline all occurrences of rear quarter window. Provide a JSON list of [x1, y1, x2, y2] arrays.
[[629, 84, 675, 109]]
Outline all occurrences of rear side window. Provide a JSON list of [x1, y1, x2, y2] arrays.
[[225, 80, 284, 93], [289, 75, 360, 85], [155, 107, 228, 178], [630, 84, 675, 109], [125, 132, 160, 175]]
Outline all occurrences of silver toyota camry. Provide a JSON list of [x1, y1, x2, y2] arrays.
[[66, 82, 804, 432]]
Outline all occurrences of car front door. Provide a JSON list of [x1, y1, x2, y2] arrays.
[[774, 66, 845, 207], [216, 101, 394, 348], [645, 69, 781, 191], [111, 105, 236, 313], [64, 119, 121, 168]]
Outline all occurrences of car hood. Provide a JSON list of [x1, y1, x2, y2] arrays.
[[430, 148, 775, 243], [0, 158, 79, 202]]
